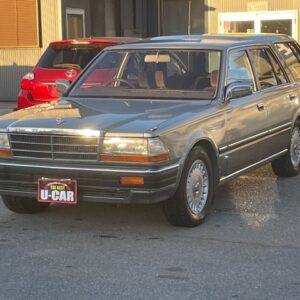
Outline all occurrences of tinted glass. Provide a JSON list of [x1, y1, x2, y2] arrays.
[[261, 20, 292, 36], [70, 50, 221, 100], [249, 49, 278, 89], [226, 50, 255, 89], [288, 42, 300, 60], [276, 43, 300, 81], [266, 49, 288, 85], [38, 45, 103, 69], [224, 21, 254, 33]]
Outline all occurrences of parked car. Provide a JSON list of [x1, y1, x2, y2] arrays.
[[17, 37, 137, 109], [1, 34, 300, 227]]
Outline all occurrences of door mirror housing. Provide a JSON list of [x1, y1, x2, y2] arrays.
[[225, 81, 253, 102], [55, 80, 70, 95]]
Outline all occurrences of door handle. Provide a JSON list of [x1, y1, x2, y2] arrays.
[[257, 103, 265, 111], [289, 94, 297, 101]]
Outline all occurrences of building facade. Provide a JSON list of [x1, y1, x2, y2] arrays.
[[208, 0, 300, 40], [1, 0, 300, 100], [0, 0, 207, 100]]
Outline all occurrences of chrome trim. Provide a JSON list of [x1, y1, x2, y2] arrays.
[[269, 122, 292, 134], [228, 125, 291, 149], [7, 127, 101, 137], [105, 132, 153, 138], [0, 161, 179, 175], [219, 122, 292, 154], [219, 145, 228, 152], [219, 149, 288, 182]]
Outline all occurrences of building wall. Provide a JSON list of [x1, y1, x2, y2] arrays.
[[208, 0, 300, 40], [0, 0, 62, 100], [61, 0, 92, 38]]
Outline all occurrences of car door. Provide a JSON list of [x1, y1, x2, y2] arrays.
[[223, 49, 269, 175], [248, 46, 297, 158]]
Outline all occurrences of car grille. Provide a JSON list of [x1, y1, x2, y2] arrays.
[[9, 134, 99, 161]]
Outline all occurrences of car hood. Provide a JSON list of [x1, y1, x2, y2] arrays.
[[0, 98, 212, 136]]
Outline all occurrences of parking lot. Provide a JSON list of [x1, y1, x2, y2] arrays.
[[0, 162, 299, 300]]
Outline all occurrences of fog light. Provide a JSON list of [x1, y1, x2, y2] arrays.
[[120, 176, 144, 185]]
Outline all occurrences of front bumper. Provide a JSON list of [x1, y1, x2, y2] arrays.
[[0, 160, 179, 204]]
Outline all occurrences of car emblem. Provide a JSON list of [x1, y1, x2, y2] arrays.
[[65, 69, 77, 78], [56, 117, 65, 125]]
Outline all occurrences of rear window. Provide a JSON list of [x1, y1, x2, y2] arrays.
[[37, 45, 104, 70], [275, 42, 300, 81]]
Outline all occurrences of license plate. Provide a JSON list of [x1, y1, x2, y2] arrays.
[[37, 178, 77, 204]]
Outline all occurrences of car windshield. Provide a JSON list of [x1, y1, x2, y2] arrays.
[[69, 49, 221, 99], [38, 45, 104, 70]]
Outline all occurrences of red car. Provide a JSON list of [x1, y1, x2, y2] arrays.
[[18, 37, 136, 109]]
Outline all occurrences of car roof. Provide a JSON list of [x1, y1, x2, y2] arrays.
[[49, 37, 139, 47], [145, 33, 293, 43], [106, 34, 294, 51]]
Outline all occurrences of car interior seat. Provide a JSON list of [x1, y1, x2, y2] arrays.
[[155, 70, 166, 89]]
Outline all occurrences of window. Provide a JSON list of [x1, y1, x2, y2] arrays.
[[226, 50, 255, 90], [219, 11, 297, 39], [288, 43, 300, 59], [0, 0, 39, 48], [249, 49, 278, 90], [70, 49, 221, 100], [38, 45, 104, 70], [276, 43, 300, 81], [223, 21, 254, 34], [66, 8, 85, 39], [266, 50, 288, 85]]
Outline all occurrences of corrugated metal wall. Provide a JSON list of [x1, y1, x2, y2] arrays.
[[208, 0, 300, 37], [0, 0, 61, 100]]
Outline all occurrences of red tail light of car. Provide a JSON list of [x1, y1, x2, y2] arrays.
[[20, 72, 35, 90]]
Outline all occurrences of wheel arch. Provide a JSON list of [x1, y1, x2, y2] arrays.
[[175, 137, 220, 191]]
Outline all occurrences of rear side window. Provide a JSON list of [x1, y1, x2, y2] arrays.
[[266, 49, 288, 85], [38, 45, 103, 70], [249, 48, 278, 90], [226, 50, 256, 90], [275, 43, 300, 81]]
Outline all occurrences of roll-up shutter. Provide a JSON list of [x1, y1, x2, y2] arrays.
[[0, 0, 39, 48]]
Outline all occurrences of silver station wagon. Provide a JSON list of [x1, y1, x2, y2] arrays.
[[0, 34, 300, 227]]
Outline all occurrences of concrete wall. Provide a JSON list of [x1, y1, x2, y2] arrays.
[[0, 0, 62, 101]]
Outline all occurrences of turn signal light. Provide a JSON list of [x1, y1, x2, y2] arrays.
[[120, 176, 145, 185], [100, 153, 170, 163], [0, 149, 12, 156]]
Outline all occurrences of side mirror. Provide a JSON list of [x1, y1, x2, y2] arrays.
[[225, 81, 253, 102], [55, 80, 70, 95]]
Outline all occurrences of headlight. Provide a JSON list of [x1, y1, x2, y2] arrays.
[[0, 134, 11, 156], [0, 134, 10, 149], [101, 137, 170, 162]]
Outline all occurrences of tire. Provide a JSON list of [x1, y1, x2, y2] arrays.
[[271, 121, 300, 177], [163, 146, 215, 227], [2, 195, 50, 214]]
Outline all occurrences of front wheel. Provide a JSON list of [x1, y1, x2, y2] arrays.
[[163, 146, 215, 227], [2, 195, 50, 214], [271, 122, 300, 177]]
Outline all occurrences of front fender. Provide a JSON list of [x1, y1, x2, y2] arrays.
[[171, 131, 220, 193]]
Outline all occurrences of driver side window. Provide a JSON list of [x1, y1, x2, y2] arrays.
[[226, 50, 256, 91]]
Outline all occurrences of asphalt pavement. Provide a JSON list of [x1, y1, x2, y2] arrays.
[[0, 164, 299, 300], [0, 102, 299, 299]]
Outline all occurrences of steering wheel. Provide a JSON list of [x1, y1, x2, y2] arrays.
[[105, 79, 135, 88]]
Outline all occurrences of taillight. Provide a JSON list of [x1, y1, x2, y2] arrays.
[[21, 72, 35, 90]]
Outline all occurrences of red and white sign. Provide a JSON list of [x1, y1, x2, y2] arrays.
[[37, 178, 77, 204]]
